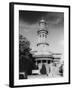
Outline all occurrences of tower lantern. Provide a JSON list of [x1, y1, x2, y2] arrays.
[[39, 17, 47, 30]]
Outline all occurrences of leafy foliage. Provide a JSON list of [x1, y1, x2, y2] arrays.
[[40, 64, 47, 75], [19, 34, 36, 76], [59, 64, 63, 76]]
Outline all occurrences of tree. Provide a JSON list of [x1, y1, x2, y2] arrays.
[[19, 34, 36, 77], [40, 64, 47, 75], [59, 64, 63, 76], [19, 34, 30, 55]]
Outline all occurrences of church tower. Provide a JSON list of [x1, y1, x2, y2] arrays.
[[36, 17, 49, 55]]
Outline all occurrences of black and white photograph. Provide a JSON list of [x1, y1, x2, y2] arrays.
[[19, 11, 64, 79], [9, 2, 70, 87]]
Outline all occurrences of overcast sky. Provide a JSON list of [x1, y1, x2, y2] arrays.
[[19, 10, 64, 53]]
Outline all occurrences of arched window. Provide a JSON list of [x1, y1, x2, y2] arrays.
[[43, 34, 44, 37]]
